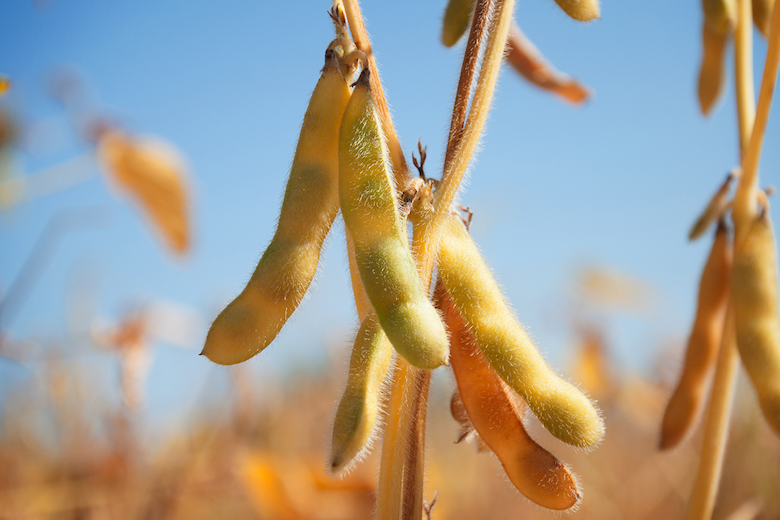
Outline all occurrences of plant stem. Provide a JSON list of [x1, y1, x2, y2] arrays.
[[688, 2, 754, 518], [687, 309, 739, 520], [689, 0, 780, 517], [443, 0, 493, 170], [377, 359, 413, 520], [341, 0, 409, 186], [415, 0, 516, 288], [733, 0, 780, 243], [358, 0, 515, 516], [401, 370, 431, 520]]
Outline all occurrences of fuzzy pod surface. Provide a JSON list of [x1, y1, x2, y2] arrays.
[[331, 314, 394, 472], [437, 214, 603, 447], [442, 285, 580, 509], [338, 69, 449, 370], [202, 44, 351, 365]]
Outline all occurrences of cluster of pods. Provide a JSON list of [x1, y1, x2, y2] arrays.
[[661, 174, 780, 450], [202, 5, 604, 511]]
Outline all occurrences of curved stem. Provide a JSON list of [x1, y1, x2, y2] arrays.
[[688, 309, 739, 520], [733, 0, 780, 245], [443, 0, 493, 170], [416, 0, 516, 289]]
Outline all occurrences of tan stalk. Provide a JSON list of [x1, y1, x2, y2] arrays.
[[401, 370, 432, 520], [416, 0, 516, 287], [377, 360, 414, 520], [733, 0, 780, 241], [689, 0, 780, 517], [341, 0, 410, 186], [444, 0, 493, 169], [688, 310, 739, 520]]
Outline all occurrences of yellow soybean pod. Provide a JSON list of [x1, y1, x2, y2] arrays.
[[437, 213, 603, 447], [201, 41, 351, 365], [698, 22, 729, 116], [733, 208, 780, 436], [553, 0, 600, 22], [339, 68, 449, 370], [330, 314, 394, 472], [441, 0, 473, 47], [660, 222, 731, 450]]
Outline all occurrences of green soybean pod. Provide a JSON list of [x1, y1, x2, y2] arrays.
[[437, 213, 603, 447], [201, 41, 351, 365], [338, 68, 449, 370], [732, 206, 780, 436], [441, 0, 474, 47], [331, 314, 394, 473]]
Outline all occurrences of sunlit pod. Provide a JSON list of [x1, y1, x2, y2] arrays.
[[698, 22, 729, 116], [660, 222, 731, 450], [338, 68, 449, 370], [331, 314, 394, 473], [732, 206, 780, 436], [442, 284, 580, 509], [202, 41, 351, 365], [552, 0, 600, 22], [437, 214, 603, 447]]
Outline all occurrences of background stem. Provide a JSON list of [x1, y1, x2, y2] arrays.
[[689, 0, 780, 517]]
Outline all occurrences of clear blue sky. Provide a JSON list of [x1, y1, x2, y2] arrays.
[[1, 0, 778, 429]]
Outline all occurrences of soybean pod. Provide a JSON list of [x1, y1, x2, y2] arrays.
[[437, 213, 603, 447], [441, 282, 580, 510], [660, 221, 731, 450], [698, 22, 730, 116], [732, 204, 780, 436], [330, 314, 394, 473], [441, 0, 474, 47], [202, 40, 352, 365], [552, 0, 600, 22], [338, 68, 449, 370]]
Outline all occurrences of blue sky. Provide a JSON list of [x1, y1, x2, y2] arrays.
[[1, 0, 778, 430]]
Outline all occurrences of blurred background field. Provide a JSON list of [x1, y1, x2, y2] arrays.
[[1, 333, 779, 519], [2, 0, 780, 518]]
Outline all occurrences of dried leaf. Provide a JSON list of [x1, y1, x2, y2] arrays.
[[98, 130, 191, 255]]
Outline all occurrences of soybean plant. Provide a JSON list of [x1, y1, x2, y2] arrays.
[[203, 0, 608, 516]]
